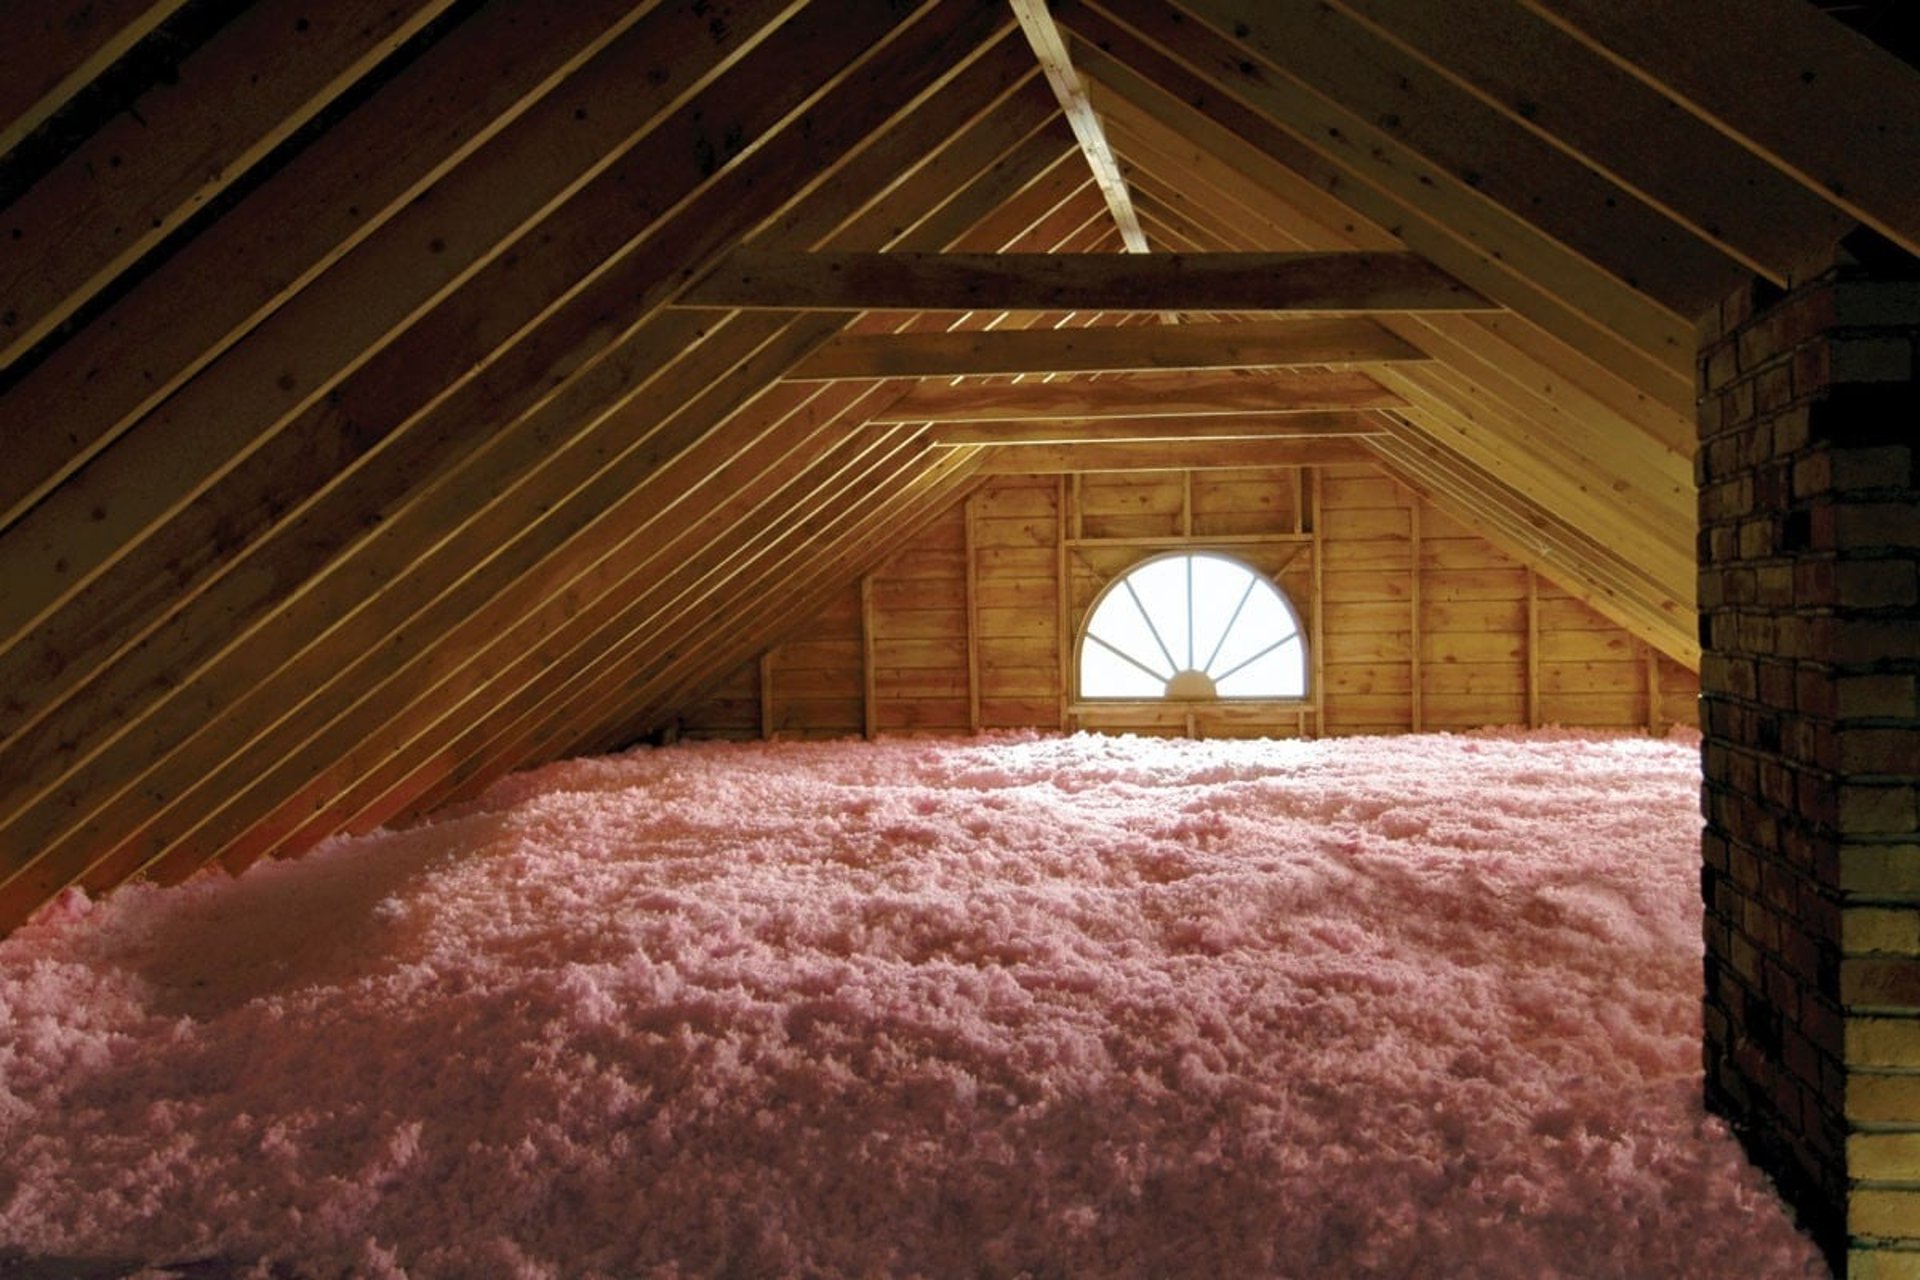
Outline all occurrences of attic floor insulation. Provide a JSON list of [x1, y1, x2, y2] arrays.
[[0, 730, 1824, 1278]]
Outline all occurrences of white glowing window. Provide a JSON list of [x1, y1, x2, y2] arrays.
[[1078, 552, 1306, 700]]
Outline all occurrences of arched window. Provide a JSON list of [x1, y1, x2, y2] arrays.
[[1078, 552, 1307, 700]]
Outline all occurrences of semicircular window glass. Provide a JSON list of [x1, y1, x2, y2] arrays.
[[1078, 552, 1307, 700]]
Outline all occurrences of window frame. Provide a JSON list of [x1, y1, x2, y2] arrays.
[[1072, 549, 1311, 706]]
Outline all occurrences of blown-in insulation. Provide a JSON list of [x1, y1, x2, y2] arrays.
[[0, 731, 1823, 1277]]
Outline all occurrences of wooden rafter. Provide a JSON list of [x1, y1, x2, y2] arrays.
[[1083, 52, 1701, 669], [678, 250, 1494, 312], [0, 0, 1025, 920], [1009, 0, 1150, 253], [1364, 421, 1698, 667], [0, 0, 464, 369], [8, 0, 1907, 930], [1323, 0, 1855, 284], [1159, 0, 1750, 316], [1061, 0, 1696, 399], [785, 316, 1426, 379], [0, 0, 679, 531], [0, 0, 192, 158], [1515, 0, 1920, 260]]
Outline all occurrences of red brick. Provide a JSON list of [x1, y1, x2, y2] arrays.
[[1774, 404, 1813, 454], [1834, 560, 1920, 609], [1830, 335, 1914, 384], [1847, 1014, 1920, 1067], [1756, 564, 1795, 605], [1832, 279, 1920, 326], [1835, 504, 1920, 551], [1707, 341, 1741, 392], [1796, 669, 1838, 718], [1774, 615, 1819, 660], [1793, 452, 1833, 498], [1832, 445, 1916, 492], [1739, 519, 1777, 560], [1804, 993, 1846, 1058], [1831, 619, 1920, 663], [1838, 785, 1918, 835], [1838, 674, 1919, 720], [1844, 1072, 1920, 1124], [1841, 957, 1920, 1007], [1738, 612, 1780, 653], [1838, 726, 1920, 777], [1794, 560, 1837, 604], [1849, 1188, 1920, 1240], [1840, 844, 1920, 896], [1757, 363, 1796, 413], [1727, 378, 1757, 426]]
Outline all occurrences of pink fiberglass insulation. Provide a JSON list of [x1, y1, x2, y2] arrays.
[[0, 730, 1823, 1278]]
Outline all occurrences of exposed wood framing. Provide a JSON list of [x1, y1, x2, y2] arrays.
[[759, 649, 776, 740], [1009, 0, 1149, 252], [677, 250, 1496, 312], [1324, 0, 1856, 282], [0, 0, 463, 368], [974, 438, 1375, 472], [875, 369, 1403, 421], [1057, 474, 1073, 726], [1409, 490, 1423, 732], [0, 0, 677, 530], [1162, 0, 1751, 316], [1063, 3, 1696, 400], [1526, 566, 1541, 727], [929, 410, 1388, 445], [1644, 640, 1662, 734], [0, 0, 192, 159], [1310, 467, 1325, 736], [1514, 0, 1920, 259], [784, 316, 1428, 379], [965, 492, 983, 731], [861, 572, 878, 739], [0, 0, 1901, 922]]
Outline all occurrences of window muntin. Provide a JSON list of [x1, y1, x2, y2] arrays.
[[1078, 552, 1307, 700]]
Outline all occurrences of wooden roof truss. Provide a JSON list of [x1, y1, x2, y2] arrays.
[[0, 0, 1914, 926]]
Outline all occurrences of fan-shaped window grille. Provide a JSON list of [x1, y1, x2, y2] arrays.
[[1078, 552, 1307, 700]]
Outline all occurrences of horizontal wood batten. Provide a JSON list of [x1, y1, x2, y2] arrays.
[[785, 317, 1429, 379], [929, 410, 1387, 444], [675, 250, 1498, 312], [875, 369, 1403, 421], [972, 440, 1375, 472]]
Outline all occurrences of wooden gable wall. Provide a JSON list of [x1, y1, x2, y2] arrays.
[[681, 462, 1701, 743]]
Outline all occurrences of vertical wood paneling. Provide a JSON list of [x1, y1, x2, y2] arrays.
[[684, 463, 1699, 740], [869, 505, 969, 735], [765, 584, 863, 740]]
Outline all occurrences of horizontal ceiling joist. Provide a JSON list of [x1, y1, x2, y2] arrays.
[[972, 438, 1375, 472], [929, 409, 1387, 445], [784, 316, 1428, 379], [675, 250, 1497, 312], [869, 368, 1403, 421]]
